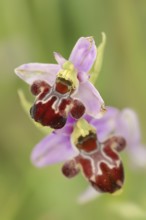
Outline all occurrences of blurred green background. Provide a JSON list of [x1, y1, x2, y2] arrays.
[[0, 0, 146, 219]]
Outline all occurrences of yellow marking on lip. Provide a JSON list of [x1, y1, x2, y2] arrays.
[[71, 118, 96, 146], [57, 61, 79, 90]]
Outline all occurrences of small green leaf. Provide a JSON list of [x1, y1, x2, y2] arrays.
[[18, 89, 52, 135], [90, 32, 106, 85]]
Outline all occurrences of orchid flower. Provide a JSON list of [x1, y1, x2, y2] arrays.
[[62, 119, 126, 194], [31, 107, 146, 203], [15, 36, 105, 129], [31, 117, 126, 199]]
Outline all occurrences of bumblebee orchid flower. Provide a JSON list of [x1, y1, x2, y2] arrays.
[[31, 107, 146, 203], [15, 37, 105, 129], [31, 116, 126, 202], [62, 119, 126, 195]]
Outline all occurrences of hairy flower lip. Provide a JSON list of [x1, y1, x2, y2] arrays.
[[58, 117, 126, 195]]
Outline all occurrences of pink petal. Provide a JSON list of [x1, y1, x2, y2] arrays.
[[55, 120, 74, 136], [53, 52, 67, 66], [69, 37, 97, 72], [116, 109, 146, 168], [73, 81, 104, 118], [90, 107, 119, 142], [116, 109, 141, 146], [15, 63, 60, 86], [31, 133, 78, 167], [77, 186, 101, 204], [129, 144, 146, 168]]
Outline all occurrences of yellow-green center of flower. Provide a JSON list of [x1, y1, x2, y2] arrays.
[[71, 118, 96, 146], [57, 61, 79, 90]]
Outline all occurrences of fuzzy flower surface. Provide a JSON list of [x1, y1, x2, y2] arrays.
[[30, 107, 146, 203], [15, 37, 104, 129]]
